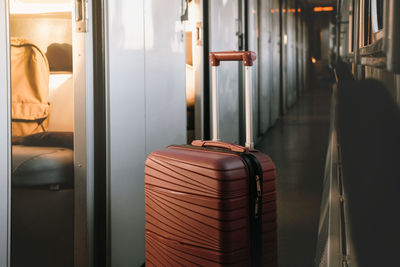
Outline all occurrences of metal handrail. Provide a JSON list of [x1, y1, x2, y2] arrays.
[[315, 79, 351, 267]]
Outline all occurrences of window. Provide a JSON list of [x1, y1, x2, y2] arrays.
[[372, 0, 384, 32], [349, 0, 355, 53], [363, 0, 371, 46], [360, 0, 384, 48]]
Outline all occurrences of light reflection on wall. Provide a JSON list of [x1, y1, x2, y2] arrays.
[[113, 0, 186, 52], [284, 34, 288, 46], [49, 73, 71, 91], [166, 0, 183, 53], [118, 1, 151, 50], [9, 0, 71, 14], [48, 73, 73, 132], [144, 0, 154, 50]]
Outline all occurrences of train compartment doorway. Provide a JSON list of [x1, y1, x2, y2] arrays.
[[5, 0, 96, 266]]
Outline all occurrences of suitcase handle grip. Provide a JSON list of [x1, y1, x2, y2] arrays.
[[209, 51, 256, 67], [191, 140, 248, 153]]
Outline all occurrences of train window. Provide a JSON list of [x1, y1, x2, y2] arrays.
[[358, 0, 386, 59], [363, 0, 371, 46], [360, 0, 386, 47], [349, 0, 355, 53], [360, 0, 385, 49], [372, 0, 384, 32]]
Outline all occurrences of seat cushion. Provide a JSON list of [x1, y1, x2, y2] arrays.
[[21, 132, 74, 149], [12, 145, 74, 188]]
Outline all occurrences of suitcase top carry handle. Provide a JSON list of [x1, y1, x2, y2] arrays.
[[210, 50, 256, 149], [209, 51, 257, 67], [191, 140, 248, 153]]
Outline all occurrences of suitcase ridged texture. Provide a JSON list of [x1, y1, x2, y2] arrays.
[[145, 145, 277, 266]]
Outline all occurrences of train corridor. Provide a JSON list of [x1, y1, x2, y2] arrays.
[[256, 79, 331, 266]]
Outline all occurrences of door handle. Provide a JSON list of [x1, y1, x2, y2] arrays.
[[181, 0, 189, 21], [75, 0, 88, 33], [236, 19, 244, 50], [196, 22, 203, 45]]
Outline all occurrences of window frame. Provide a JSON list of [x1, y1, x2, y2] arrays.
[[358, 0, 385, 59]]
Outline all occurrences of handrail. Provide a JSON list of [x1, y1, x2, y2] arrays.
[[315, 75, 350, 267]]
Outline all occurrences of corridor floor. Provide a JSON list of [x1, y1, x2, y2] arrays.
[[256, 86, 331, 266]]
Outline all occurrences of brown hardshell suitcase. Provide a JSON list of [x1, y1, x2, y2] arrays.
[[145, 51, 277, 266]]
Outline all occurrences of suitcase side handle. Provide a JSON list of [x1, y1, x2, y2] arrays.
[[209, 51, 256, 66], [191, 140, 248, 153]]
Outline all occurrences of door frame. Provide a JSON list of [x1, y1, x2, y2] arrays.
[[73, 0, 96, 266], [74, 0, 109, 266], [203, 0, 210, 139], [0, 0, 11, 266], [91, 0, 109, 266], [0, 1, 103, 266], [193, 0, 205, 140]]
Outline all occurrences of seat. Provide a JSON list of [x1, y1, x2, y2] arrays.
[[12, 145, 74, 188]]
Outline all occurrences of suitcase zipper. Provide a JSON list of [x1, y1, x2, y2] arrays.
[[255, 175, 261, 219], [241, 153, 263, 267]]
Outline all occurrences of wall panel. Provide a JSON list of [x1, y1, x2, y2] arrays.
[[144, 0, 186, 154], [270, 0, 281, 124], [248, 0, 259, 138], [286, 0, 297, 107], [281, 0, 288, 113], [107, 1, 146, 265], [107, 0, 186, 265], [259, 0, 273, 134], [209, 0, 240, 143]]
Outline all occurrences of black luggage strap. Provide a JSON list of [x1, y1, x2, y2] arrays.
[[241, 153, 263, 267]]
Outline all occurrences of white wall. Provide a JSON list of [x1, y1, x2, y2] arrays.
[[48, 74, 74, 132], [106, 0, 186, 265], [248, 0, 260, 138]]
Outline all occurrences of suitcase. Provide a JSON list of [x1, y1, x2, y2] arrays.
[[145, 51, 277, 266]]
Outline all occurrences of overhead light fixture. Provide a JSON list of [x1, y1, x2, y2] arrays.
[[313, 6, 334, 12]]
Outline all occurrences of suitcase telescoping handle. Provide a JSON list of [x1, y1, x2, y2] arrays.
[[209, 51, 257, 149]]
